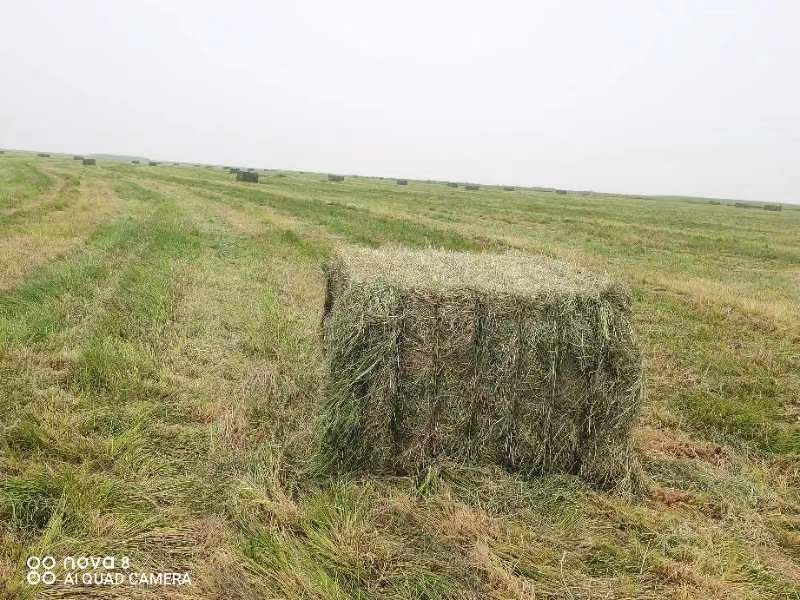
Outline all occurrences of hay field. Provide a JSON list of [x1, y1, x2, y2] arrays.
[[0, 153, 798, 599]]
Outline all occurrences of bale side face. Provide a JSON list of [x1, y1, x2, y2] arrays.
[[320, 248, 643, 489]]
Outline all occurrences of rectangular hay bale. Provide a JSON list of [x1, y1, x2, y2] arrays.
[[320, 247, 643, 489], [236, 171, 259, 183]]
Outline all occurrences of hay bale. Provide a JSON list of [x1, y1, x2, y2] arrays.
[[82, 158, 96, 166], [555, 189, 567, 195], [236, 171, 259, 183], [503, 186, 515, 191], [37, 153, 50, 158], [763, 204, 782, 212], [328, 174, 345, 182], [447, 182, 458, 188], [319, 247, 644, 490], [397, 179, 409, 185], [465, 184, 480, 191], [709, 200, 721, 205], [148, 161, 159, 166]]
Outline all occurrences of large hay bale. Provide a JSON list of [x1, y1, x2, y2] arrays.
[[82, 158, 96, 166], [328, 174, 345, 182], [236, 171, 259, 183], [320, 247, 644, 489]]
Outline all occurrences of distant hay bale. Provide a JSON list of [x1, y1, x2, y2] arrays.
[[148, 161, 159, 166], [447, 182, 458, 188], [82, 158, 96, 166], [465, 184, 480, 191], [236, 171, 259, 183], [319, 247, 644, 490], [132, 160, 140, 164], [73, 155, 83, 160], [37, 153, 50, 158], [763, 204, 782, 212], [555, 189, 567, 195], [503, 186, 515, 191], [709, 200, 721, 205], [328, 174, 345, 182], [397, 179, 409, 185]]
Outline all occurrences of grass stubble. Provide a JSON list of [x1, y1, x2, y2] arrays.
[[0, 154, 797, 598]]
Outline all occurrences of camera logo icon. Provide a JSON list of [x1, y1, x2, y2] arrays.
[[26, 556, 56, 585]]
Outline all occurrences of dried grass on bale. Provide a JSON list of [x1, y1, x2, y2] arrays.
[[319, 247, 644, 491], [82, 158, 96, 166], [236, 171, 259, 183]]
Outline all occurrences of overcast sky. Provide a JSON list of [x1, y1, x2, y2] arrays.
[[1, 1, 798, 202]]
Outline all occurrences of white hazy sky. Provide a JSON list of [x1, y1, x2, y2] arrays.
[[1, 1, 798, 202]]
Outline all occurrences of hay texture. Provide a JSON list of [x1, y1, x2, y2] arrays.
[[320, 247, 643, 489]]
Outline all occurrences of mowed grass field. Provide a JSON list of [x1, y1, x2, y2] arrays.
[[0, 154, 798, 599]]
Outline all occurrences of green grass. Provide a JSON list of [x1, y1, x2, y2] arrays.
[[1, 156, 799, 598]]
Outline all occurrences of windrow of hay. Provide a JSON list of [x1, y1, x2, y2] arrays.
[[319, 247, 644, 490]]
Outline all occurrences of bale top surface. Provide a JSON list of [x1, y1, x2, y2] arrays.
[[333, 247, 615, 299]]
